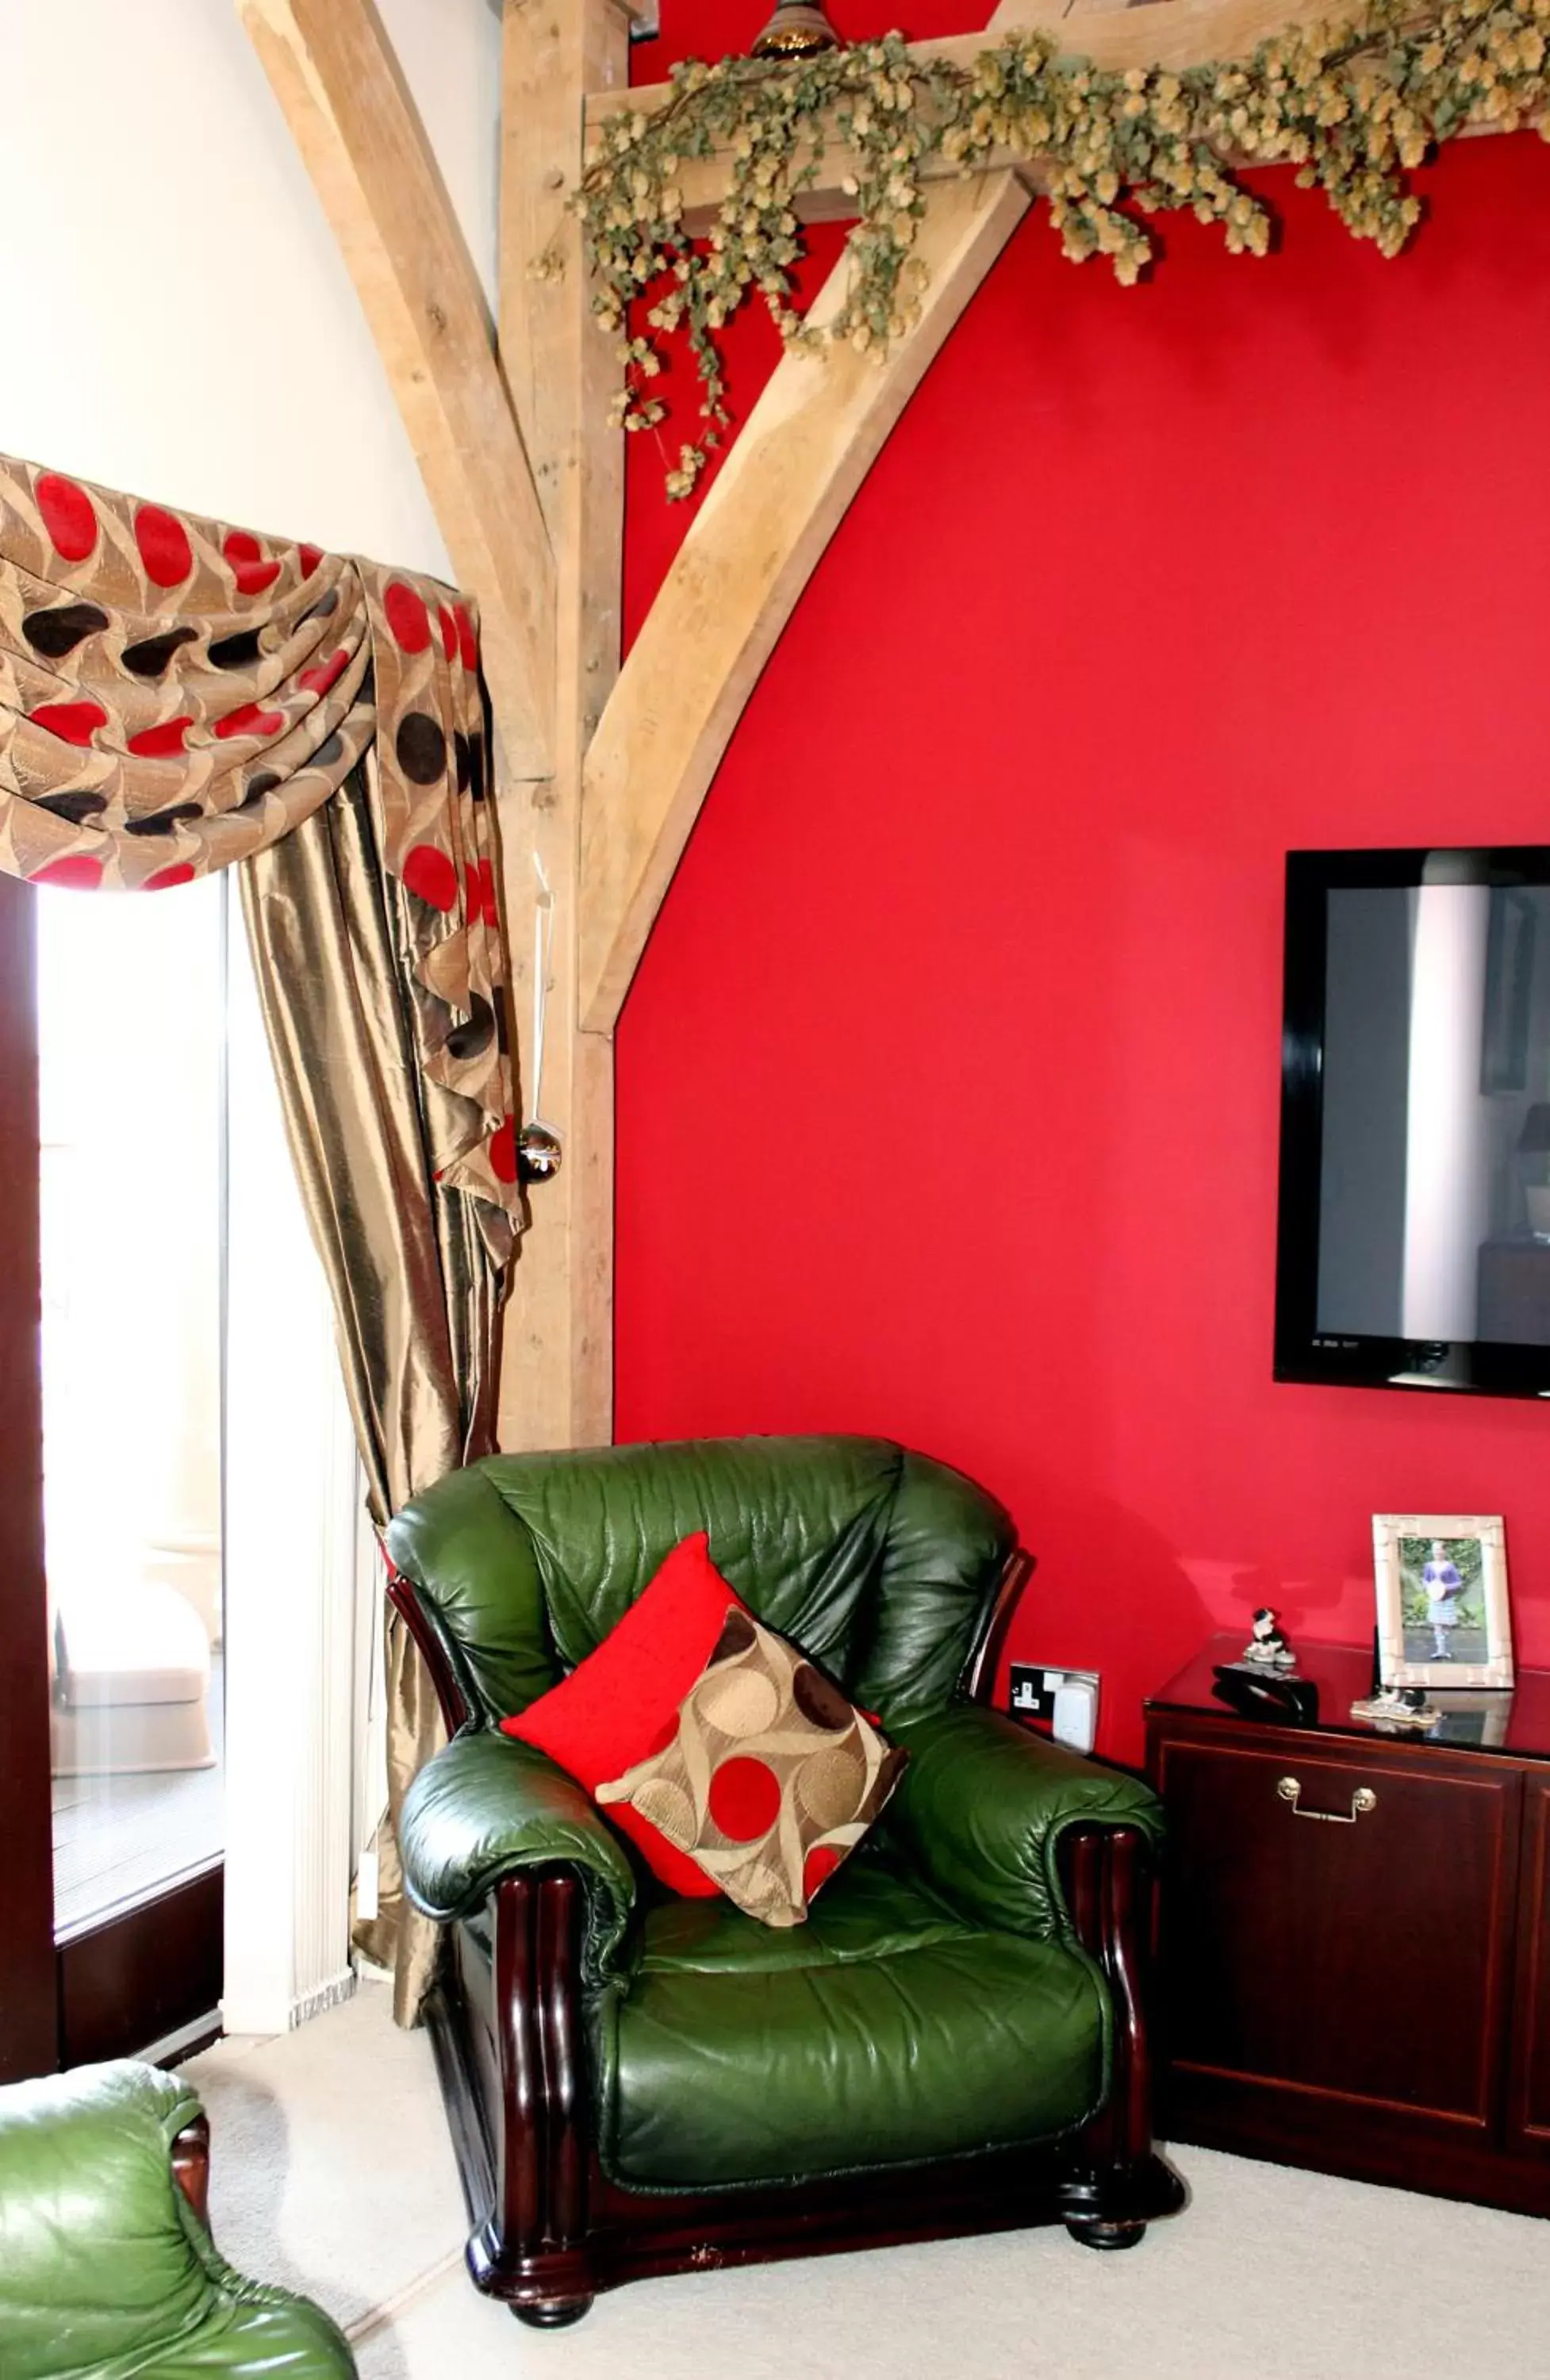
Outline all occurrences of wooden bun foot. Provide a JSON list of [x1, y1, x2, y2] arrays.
[[512, 2296, 594, 2328]]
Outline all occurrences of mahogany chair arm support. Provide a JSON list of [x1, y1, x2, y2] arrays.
[[470, 1868, 594, 2314], [964, 1547, 1035, 1706], [1061, 1824, 1161, 2175], [386, 1561, 472, 1737], [171, 2113, 211, 2229]]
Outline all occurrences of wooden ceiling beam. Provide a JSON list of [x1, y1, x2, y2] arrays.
[[240, 0, 557, 780], [987, 0, 1134, 23], [577, 165, 1030, 1035], [595, 0, 1368, 117], [585, 0, 1377, 225]]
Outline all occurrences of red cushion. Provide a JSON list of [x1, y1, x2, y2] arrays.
[[501, 1532, 741, 1896]]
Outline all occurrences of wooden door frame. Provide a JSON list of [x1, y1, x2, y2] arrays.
[[0, 871, 59, 2080]]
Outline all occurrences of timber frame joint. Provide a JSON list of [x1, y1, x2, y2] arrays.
[[242, 0, 1500, 1443]]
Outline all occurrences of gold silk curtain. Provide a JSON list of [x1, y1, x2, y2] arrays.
[[0, 451, 525, 2015]]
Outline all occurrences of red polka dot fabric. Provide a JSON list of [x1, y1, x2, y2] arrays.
[[597, 1607, 908, 1928], [0, 451, 518, 1235]]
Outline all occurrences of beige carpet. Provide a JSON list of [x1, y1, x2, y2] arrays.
[[185, 1985, 1548, 2379]]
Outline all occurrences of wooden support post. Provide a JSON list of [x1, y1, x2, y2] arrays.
[[577, 167, 1030, 1033], [240, 0, 556, 780], [496, 0, 632, 1449]]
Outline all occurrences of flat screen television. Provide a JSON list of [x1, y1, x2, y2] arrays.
[[1276, 847, 1550, 1399]]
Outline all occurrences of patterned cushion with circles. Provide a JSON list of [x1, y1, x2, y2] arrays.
[[596, 1606, 908, 1928]]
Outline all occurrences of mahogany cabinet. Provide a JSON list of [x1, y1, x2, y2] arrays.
[[1145, 1637, 1550, 2218], [1510, 1773, 1550, 2166]]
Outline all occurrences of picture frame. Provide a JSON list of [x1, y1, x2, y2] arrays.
[[1372, 1514, 1514, 1691]]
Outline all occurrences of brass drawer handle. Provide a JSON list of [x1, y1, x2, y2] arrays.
[[1277, 1775, 1376, 1824]]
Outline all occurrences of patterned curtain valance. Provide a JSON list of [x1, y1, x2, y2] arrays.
[[0, 453, 520, 1238]]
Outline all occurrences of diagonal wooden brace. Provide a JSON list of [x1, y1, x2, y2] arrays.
[[578, 167, 1032, 1034]]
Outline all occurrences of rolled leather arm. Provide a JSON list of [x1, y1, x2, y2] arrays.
[[0, 2063, 209, 2375], [0, 2062, 356, 2380], [881, 1704, 1163, 1944], [400, 1727, 637, 1983]]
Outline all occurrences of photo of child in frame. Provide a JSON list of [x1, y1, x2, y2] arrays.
[[1401, 1534, 1488, 1667], [1373, 1514, 1514, 1693]]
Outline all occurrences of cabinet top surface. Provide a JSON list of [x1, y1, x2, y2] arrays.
[[1149, 1633, 1550, 1762]]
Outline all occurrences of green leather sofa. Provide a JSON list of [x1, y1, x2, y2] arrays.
[[0, 2060, 355, 2378], [388, 1434, 1184, 2328]]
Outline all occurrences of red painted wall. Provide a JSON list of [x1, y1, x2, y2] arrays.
[[615, 3, 1550, 1764]]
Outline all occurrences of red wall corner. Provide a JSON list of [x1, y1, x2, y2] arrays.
[[614, 21, 1550, 1768]]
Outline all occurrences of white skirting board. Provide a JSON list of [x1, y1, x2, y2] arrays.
[[292, 1967, 359, 2029]]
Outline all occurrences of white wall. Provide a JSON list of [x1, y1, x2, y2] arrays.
[[0, 0, 500, 571]]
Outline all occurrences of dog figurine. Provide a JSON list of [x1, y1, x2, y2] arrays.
[[1241, 1606, 1295, 1668]]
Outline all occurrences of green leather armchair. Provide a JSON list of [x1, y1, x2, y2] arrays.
[[0, 2059, 355, 2378], [388, 1434, 1184, 2328]]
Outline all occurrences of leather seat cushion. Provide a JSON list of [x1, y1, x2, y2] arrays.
[[588, 1850, 1108, 2190]]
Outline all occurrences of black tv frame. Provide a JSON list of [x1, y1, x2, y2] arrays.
[[1275, 846, 1550, 1401]]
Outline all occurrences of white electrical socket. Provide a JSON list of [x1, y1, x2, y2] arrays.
[[1051, 1671, 1099, 1753], [1011, 1664, 1100, 1752], [1014, 1676, 1095, 1752]]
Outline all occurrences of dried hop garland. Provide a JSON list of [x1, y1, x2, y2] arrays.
[[561, 0, 1550, 496]]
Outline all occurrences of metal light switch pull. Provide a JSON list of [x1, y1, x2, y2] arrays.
[[1277, 1775, 1377, 1824]]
